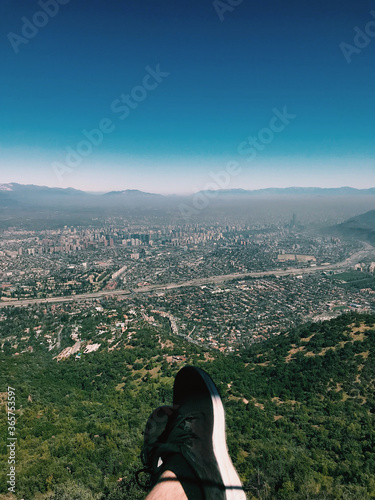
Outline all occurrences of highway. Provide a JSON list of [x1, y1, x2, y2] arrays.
[[0, 242, 373, 309]]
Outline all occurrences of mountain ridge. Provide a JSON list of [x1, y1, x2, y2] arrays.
[[332, 209, 375, 242], [198, 186, 375, 196], [1, 182, 375, 197]]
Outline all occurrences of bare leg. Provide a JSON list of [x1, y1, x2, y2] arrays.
[[145, 470, 188, 500]]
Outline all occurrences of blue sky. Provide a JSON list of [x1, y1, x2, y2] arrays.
[[1, 0, 374, 193]]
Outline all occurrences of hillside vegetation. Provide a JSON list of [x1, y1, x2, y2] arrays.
[[0, 311, 374, 499]]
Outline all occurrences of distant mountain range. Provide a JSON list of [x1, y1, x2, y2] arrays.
[[1, 182, 375, 199], [198, 187, 375, 196], [1, 183, 375, 219], [103, 189, 163, 198], [0, 183, 165, 209], [0, 183, 86, 195]]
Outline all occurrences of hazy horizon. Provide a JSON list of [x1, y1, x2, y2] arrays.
[[2, 180, 375, 197]]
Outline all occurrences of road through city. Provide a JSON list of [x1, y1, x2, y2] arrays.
[[0, 242, 373, 308]]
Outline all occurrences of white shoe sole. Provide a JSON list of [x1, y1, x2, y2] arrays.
[[198, 369, 247, 500]]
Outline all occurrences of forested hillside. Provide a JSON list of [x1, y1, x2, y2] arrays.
[[0, 311, 374, 499]]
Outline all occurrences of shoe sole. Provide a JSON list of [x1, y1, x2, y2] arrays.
[[196, 368, 247, 500]]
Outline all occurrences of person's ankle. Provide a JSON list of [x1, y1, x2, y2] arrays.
[[157, 454, 204, 500]]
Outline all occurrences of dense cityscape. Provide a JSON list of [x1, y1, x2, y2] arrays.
[[1, 206, 375, 353]]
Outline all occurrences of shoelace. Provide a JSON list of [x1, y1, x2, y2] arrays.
[[136, 412, 200, 490], [135, 467, 154, 490], [162, 413, 199, 446]]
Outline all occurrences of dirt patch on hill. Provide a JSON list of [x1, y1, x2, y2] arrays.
[[350, 332, 366, 341], [204, 352, 215, 361], [251, 398, 265, 410], [349, 323, 373, 341], [350, 322, 373, 333], [286, 346, 305, 363], [160, 339, 174, 349], [318, 346, 336, 356], [0, 392, 7, 407], [272, 397, 297, 406], [300, 334, 315, 343]]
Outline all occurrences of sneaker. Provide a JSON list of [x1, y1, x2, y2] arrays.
[[139, 367, 246, 499], [168, 366, 246, 499], [138, 405, 175, 488], [139, 403, 205, 499]]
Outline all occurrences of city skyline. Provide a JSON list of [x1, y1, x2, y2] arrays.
[[1, 0, 375, 193]]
